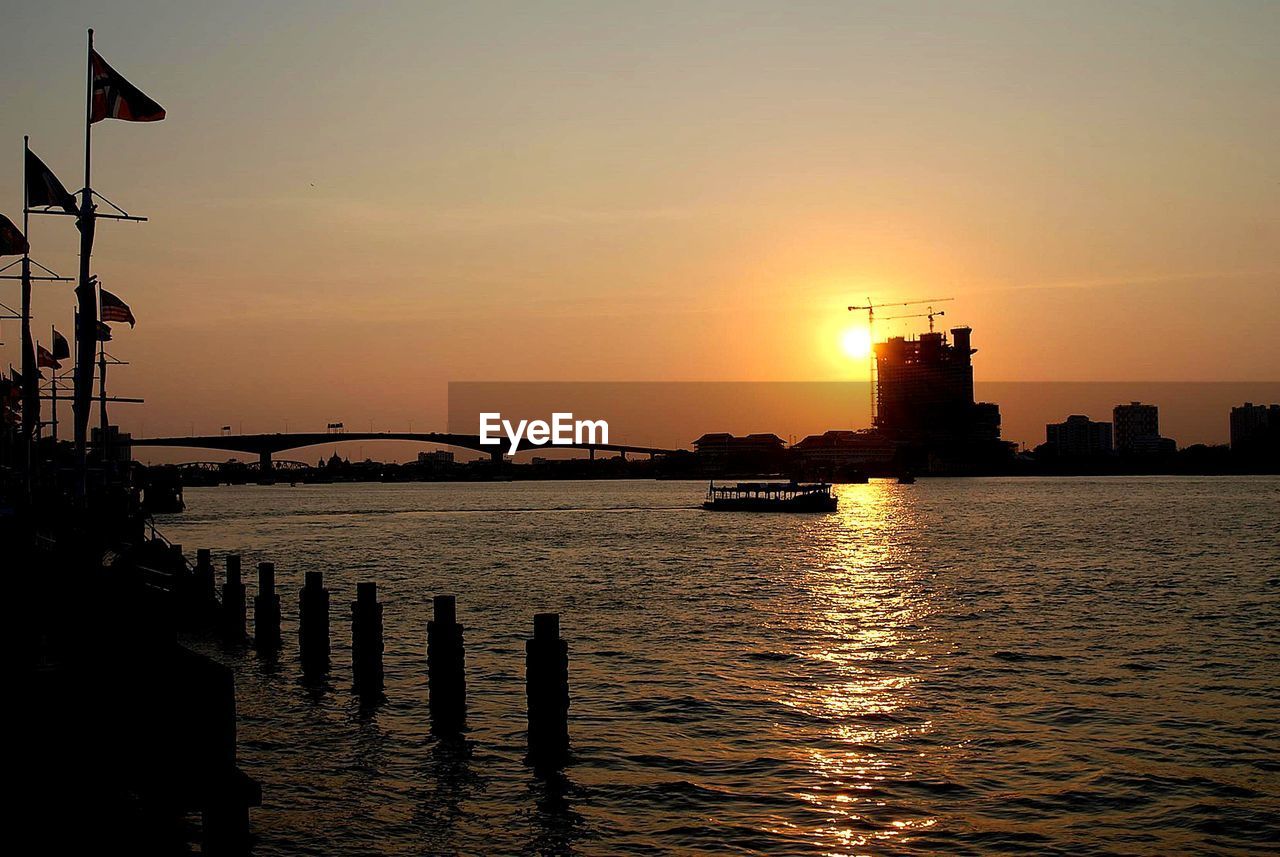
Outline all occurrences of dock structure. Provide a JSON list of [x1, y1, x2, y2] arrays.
[[525, 612, 570, 769], [426, 594, 467, 733], [351, 582, 384, 697], [253, 561, 281, 652], [298, 570, 331, 676], [5, 28, 271, 854]]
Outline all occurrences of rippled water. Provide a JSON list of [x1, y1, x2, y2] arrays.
[[159, 477, 1280, 855]]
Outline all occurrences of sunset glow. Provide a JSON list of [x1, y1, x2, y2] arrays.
[[5, 5, 1279, 856], [1, 2, 1276, 447], [842, 327, 873, 361]]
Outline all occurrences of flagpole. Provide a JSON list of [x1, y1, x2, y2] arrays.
[[98, 277, 109, 435], [20, 135, 38, 491], [85, 29, 93, 195], [73, 28, 98, 484], [51, 324, 59, 444]]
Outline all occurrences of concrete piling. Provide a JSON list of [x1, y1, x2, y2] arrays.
[[298, 571, 330, 676], [426, 594, 466, 733], [525, 612, 570, 768], [351, 582, 384, 696], [221, 554, 246, 645], [253, 561, 281, 652]]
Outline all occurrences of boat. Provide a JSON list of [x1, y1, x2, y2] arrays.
[[897, 473, 916, 484], [702, 481, 837, 513]]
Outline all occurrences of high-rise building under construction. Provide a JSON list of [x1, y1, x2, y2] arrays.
[[873, 326, 1005, 455]]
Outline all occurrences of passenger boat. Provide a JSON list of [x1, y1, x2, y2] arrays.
[[702, 481, 837, 513]]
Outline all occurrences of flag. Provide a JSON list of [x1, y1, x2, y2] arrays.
[[37, 345, 61, 370], [100, 288, 135, 326], [91, 49, 166, 123], [52, 329, 71, 361], [80, 311, 112, 341], [25, 148, 79, 215], [0, 214, 28, 256]]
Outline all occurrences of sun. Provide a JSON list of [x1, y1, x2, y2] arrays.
[[841, 326, 872, 360]]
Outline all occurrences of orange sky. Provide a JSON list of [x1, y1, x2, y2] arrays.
[[2, 1, 1277, 443]]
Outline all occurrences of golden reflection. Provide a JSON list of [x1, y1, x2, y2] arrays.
[[777, 480, 941, 853]]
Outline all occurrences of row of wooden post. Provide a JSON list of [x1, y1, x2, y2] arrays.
[[210, 552, 570, 766]]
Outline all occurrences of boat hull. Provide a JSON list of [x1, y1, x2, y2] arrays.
[[703, 495, 837, 513]]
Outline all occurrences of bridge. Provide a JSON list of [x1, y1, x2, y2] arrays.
[[130, 431, 678, 469]]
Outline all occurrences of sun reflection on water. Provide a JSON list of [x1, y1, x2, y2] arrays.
[[778, 481, 941, 853]]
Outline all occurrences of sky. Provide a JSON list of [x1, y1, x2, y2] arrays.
[[1, 0, 1277, 444]]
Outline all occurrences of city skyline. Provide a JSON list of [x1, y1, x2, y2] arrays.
[[2, 1, 1277, 442]]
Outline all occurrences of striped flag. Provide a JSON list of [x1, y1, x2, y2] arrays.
[[91, 49, 166, 123], [100, 288, 135, 326]]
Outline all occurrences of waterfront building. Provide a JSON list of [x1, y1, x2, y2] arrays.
[[791, 430, 897, 469], [417, 450, 455, 468], [1045, 415, 1112, 457], [692, 432, 787, 473], [873, 326, 1003, 445], [1113, 402, 1157, 451], [867, 325, 1013, 472], [1112, 402, 1175, 455], [1230, 402, 1280, 457]]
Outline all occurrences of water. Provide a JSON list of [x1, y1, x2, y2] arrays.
[[158, 477, 1280, 855]]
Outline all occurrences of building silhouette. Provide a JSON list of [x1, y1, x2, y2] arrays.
[[871, 326, 1010, 471], [1045, 415, 1112, 457], [1113, 402, 1175, 456], [692, 432, 787, 473], [873, 327, 1002, 444], [791, 429, 895, 474], [417, 450, 455, 471], [1230, 402, 1279, 458]]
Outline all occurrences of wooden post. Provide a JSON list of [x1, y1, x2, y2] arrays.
[[525, 612, 570, 768], [196, 548, 216, 607], [169, 542, 192, 614], [351, 582, 383, 697], [253, 561, 281, 652], [298, 570, 330, 676], [426, 594, 466, 733], [221, 554, 246, 645]]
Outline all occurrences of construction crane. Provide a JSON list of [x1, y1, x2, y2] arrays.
[[847, 297, 954, 424], [880, 306, 947, 333]]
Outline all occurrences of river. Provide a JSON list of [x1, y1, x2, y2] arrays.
[[158, 477, 1280, 855]]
